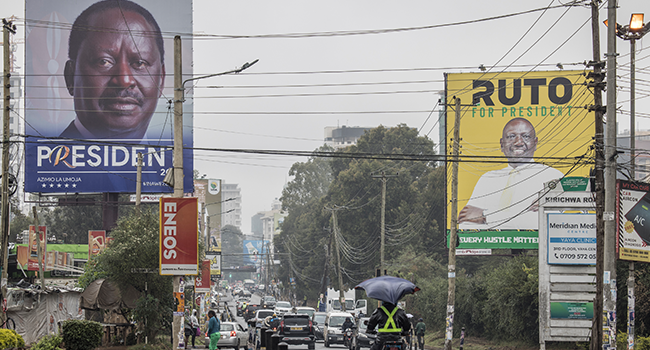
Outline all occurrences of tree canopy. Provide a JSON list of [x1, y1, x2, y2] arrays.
[[276, 125, 444, 299]]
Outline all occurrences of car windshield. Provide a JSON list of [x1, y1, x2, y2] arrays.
[[258, 310, 275, 318], [331, 300, 355, 310], [221, 324, 234, 331], [329, 316, 348, 327], [276, 301, 291, 308], [296, 309, 314, 317], [314, 314, 326, 324], [264, 296, 276, 302]]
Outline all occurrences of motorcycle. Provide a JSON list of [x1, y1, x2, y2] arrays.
[[343, 328, 354, 348]]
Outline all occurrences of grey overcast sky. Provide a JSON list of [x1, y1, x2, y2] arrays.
[[3, 0, 649, 233]]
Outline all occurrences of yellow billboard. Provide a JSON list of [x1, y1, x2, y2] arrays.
[[446, 70, 594, 233]]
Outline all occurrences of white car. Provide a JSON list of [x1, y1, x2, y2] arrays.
[[203, 322, 248, 350], [274, 301, 293, 315], [323, 311, 354, 347]]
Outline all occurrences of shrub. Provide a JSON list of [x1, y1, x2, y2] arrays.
[[0, 329, 25, 349], [61, 320, 103, 350], [31, 334, 63, 350]]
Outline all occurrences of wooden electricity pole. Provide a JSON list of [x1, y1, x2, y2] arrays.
[[172, 35, 183, 350], [589, 1, 606, 349], [445, 97, 461, 350], [0, 19, 16, 322], [371, 171, 398, 276]]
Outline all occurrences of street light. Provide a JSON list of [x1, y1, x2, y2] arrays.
[[605, 14, 650, 350], [604, 14, 650, 179]]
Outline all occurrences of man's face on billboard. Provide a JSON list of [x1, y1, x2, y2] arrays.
[[64, 8, 165, 139], [500, 119, 537, 164]]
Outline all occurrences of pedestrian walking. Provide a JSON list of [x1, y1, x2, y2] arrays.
[[208, 310, 221, 350], [415, 318, 426, 350]]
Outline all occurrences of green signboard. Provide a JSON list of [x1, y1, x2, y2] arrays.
[[558, 177, 590, 192], [550, 302, 593, 319], [449, 231, 538, 250]]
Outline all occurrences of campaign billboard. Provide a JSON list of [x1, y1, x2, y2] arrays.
[[243, 240, 269, 265], [24, 0, 194, 194], [159, 197, 198, 275], [617, 180, 650, 262], [445, 71, 594, 245]]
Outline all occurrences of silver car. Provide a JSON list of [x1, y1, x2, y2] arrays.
[[204, 322, 249, 350], [274, 301, 293, 316]]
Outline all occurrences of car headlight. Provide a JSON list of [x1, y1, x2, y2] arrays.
[[328, 330, 336, 334]]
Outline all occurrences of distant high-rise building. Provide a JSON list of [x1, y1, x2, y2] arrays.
[[324, 125, 371, 149], [221, 183, 242, 229]]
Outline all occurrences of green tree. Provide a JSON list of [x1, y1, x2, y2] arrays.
[[281, 144, 334, 213], [222, 224, 244, 268], [79, 207, 172, 340]]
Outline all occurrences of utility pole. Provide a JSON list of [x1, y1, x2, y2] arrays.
[[371, 171, 398, 276], [136, 152, 143, 214], [331, 208, 345, 311], [588, 2, 606, 349], [445, 97, 462, 350], [1, 18, 16, 322], [319, 227, 332, 301], [604, 0, 618, 348], [32, 207, 44, 288], [172, 35, 184, 350]]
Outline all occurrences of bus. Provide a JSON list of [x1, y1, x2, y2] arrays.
[[243, 279, 256, 291]]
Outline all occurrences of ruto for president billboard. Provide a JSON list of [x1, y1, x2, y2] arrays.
[[445, 71, 594, 246]]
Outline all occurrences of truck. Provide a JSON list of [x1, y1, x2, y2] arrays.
[[325, 288, 367, 316]]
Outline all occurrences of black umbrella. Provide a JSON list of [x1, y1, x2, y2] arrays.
[[355, 276, 420, 305]]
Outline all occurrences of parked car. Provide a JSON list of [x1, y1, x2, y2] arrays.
[[274, 301, 293, 315], [203, 322, 248, 350], [351, 317, 375, 350], [313, 312, 327, 341], [277, 313, 315, 350], [323, 311, 354, 347]]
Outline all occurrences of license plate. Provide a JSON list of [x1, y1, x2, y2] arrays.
[[290, 327, 302, 331]]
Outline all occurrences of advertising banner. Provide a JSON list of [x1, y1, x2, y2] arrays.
[[546, 213, 596, 265], [24, 0, 194, 194], [207, 253, 221, 277], [46, 251, 55, 271], [88, 230, 106, 257], [16, 246, 29, 270], [617, 180, 650, 262], [195, 260, 211, 293], [445, 71, 593, 242], [28, 225, 47, 271], [550, 302, 594, 319], [452, 231, 538, 250], [159, 197, 198, 275], [243, 240, 268, 265]]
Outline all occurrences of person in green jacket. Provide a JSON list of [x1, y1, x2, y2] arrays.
[[207, 310, 221, 350], [415, 318, 426, 350]]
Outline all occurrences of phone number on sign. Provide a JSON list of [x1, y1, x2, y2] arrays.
[[559, 254, 596, 259]]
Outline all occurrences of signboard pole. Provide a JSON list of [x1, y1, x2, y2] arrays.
[[32, 207, 45, 288], [172, 35, 184, 350]]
